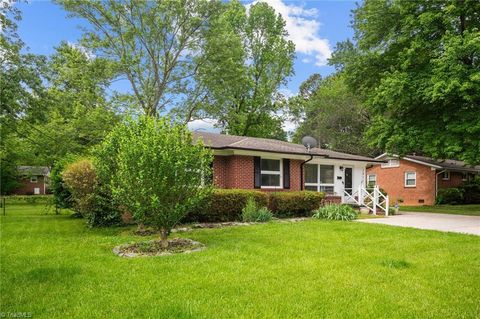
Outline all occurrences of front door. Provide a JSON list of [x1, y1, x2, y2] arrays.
[[344, 167, 353, 195]]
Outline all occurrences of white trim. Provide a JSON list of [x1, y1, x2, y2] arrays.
[[367, 174, 377, 186], [30, 176, 38, 183], [260, 158, 282, 189], [304, 163, 335, 194], [404, 171, 416, 187], [381, 159, 400, 168], [403, 157, 443, 169], [442, 171, 450, 180]]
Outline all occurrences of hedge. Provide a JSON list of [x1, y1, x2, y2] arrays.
[[269, 191, 325, 217], [2, 195, 54, 205], [436, 188, 464, 204], [185, 189, 269, 223], [185, 189, 325, 222]]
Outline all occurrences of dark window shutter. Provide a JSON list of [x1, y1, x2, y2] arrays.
[[283, 159, 290, 189], [254, 157, 261, 189]]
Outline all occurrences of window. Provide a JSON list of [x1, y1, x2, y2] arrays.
[[30, 176, 38, 183], [305, 164, 335, 194], [367, 174, 376, 187], [381, 159, 400, 168], [261, 158, 282, 188], [442, 171, 450, 180], [405, 172, 416, 187], [461, 172, 468, 181]]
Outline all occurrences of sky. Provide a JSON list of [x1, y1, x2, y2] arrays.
[[15, 0, 358, 132]]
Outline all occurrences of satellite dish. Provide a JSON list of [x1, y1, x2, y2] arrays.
[[301, 136, 317, 151]]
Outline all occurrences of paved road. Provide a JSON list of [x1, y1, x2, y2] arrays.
[[357, 212, 480, 236]]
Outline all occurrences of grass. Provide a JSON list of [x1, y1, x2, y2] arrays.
[[401, 204, 480, 216], [1, 204, 479, 319]]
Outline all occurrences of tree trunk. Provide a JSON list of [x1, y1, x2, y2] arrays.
[[160, 227, 169, 249]]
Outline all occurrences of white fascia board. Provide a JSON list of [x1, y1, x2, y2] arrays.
[[403, 157, 442, 169]]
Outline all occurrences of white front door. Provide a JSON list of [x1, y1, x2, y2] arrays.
[[34, 187, 40, 195]]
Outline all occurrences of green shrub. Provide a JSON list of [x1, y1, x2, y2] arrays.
[[269, 191, 324, 217], [186, 189, 269, 222], [313, 204, 358, 221], [3, 195, 53, 205], [460, 181, 480, 204], [50, 154, 79, 209], [388, 207, 397, 215], [436, 188, 464, 204], [62, 158, 120, 227], [242, 197, 273, 222]]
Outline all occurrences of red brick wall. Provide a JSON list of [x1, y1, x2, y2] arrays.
[[212, 155, 303, 191], [11, 176, 46, 195], [438, 171, 465, 189], [367, 159, 436, 206]]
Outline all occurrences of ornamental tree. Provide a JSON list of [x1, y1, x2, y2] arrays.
[[99, 116, 212, 248]]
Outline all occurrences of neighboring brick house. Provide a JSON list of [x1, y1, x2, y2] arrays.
[[366, 154, 480, 206], [193, 132, 383, 203], [11, 166, 50, 195]]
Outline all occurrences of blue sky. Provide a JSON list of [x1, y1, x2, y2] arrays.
[[16, 0, 357, 96]]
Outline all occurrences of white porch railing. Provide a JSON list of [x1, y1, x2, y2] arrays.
[[343, 185, 389, 216]]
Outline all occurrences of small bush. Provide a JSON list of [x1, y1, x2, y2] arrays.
[[50, 155, 79, 209], [242, 197, 273, 222], [436, 188, 464, 204], [186, 189, 269, 222], [460, 181, 480, 204], [269, 191, 324, 217], [313, 204, 358, 221], [62, 159, 120, 226]]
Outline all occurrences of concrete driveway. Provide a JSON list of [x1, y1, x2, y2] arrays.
[[357, 212, 480, 236]]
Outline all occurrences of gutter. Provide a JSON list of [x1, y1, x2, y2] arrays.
[[300, 154, 314, 190]]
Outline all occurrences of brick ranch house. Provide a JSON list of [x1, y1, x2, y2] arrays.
[[11, 166, 50, 195], [367, 154, 480, 206], [193, 132, 383, 203]]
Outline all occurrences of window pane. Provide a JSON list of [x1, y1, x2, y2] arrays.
[[406, 172, 415, 179], [261, 174, 280, 187], [305, 164, 318, 183], [406, 179, 415, 186], [261, 159, 280, 171], [368, 175, 376, 182], [305, 185, 317, 191], [320, 165, 334, 184], [319, 186, 334, 194]]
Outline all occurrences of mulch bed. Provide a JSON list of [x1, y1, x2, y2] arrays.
[[113, 238, 205, 258]]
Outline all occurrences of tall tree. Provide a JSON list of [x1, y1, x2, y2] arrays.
[[290, 74, 374, 155], [331, 0, 480, 164], [58, 0, 220, 118], [196, 0, 295, 139]]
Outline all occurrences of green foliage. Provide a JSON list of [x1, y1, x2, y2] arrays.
[[59, 0, 220, 119], [50, 154, 79, 208], [436, 188, 464, 205], [291, 74, 374, 155], [2, 195, 53, 205], [460, 180, 480, 204], [269, 191, 325, 218], [313, 204, 358, 221], [331, 0, 480, 164], [61, 158, 120, 226], [242, 197, 273, 223], [186, 189, 269, 223], [196, 0, 295, 139], [100, 116, 212, 246]]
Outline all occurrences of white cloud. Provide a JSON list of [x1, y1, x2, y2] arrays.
[[187, 119, 221, 133], [251, 0, 332, 66]]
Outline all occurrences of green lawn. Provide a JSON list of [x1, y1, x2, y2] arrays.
[[401, 204, 480, 216], [1, 204, 479, 319]]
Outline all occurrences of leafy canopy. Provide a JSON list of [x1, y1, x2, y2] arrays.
[[331, 0, 480, 163], [196, 0, 295, 139]]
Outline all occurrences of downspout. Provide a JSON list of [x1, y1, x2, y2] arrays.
[[300, 154, 314, 190], [435, 170, 446, 198]]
